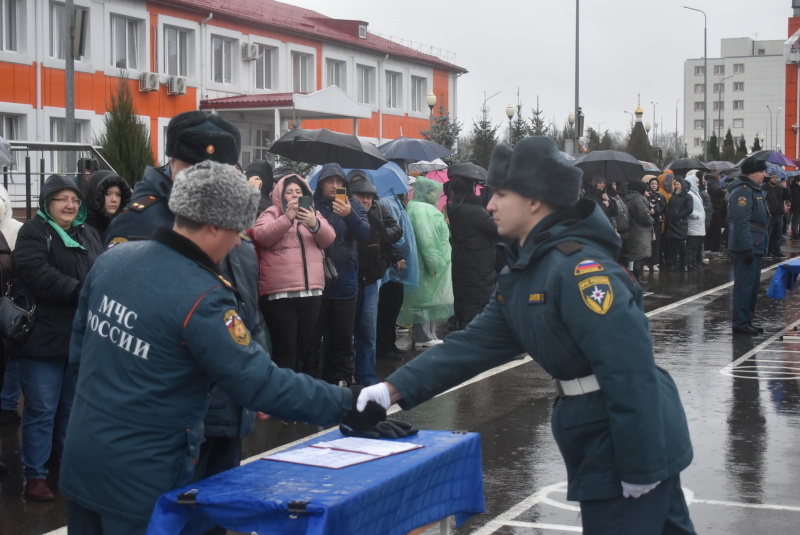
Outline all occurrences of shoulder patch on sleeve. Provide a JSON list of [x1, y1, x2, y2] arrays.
[[129, 195, 162, 212], [574, 259, 604, 276], [737, 196, 748, 207], [556, 240, 584, 255], [106, 237, 128, 250], [224, 310, 250, 345], [579, 276, 614, 315]]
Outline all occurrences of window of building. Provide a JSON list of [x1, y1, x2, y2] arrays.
[[164, 26, 189, 77], [0, 113, 17, 139], [733, 82, 744, 92], [713, 101, 724, 111], [292, 52, 313, 93], [385, 71, 402, 109], [733, 118, 744, 128], [357, 64, 374, 105], [252, 128, 272, 161], [111, 14, 139, 69], [50, 117, 87, 173], [714, 65, 725, 75], [0, 0, 17, 52], [694, 120, 705, 129], [694, 66, 704, 75], [326, 59, 345, 90], [694, 101, 705, 111], [757, 49, 765, 56], [50, 3, 88, 60], [713, 83, 724, 93], [713, 119, 724, 130], [211, 35, 233, 84], [734, 63, 744, 73], [255, 46, 275, 90], [694, 138, 702, 147], [411, 76, 427, 113], [694, 84, 704, 94], [733, 100, 744, 110]]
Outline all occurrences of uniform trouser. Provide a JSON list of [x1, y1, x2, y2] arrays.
[[731, 250, 763, 329], [376, 281, 404, 354], [260, 295, 322, 372], [306, 296, 357, 385], [67, 500, 147, 535], [579, 475, 695, 535], [353, 282, 379, 386], [705, 216, 722, 252], [768, 215, 784, 255]]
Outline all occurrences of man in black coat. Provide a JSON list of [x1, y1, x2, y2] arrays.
[[763, 170, 790, 258]]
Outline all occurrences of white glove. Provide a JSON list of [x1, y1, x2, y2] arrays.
[[621, 481, 660, 498], [356, 383, 391, 412]]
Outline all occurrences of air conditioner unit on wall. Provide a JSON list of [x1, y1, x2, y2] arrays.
[[167, 76, 187, 95], [139, 72, 159, 92], [242, 42, 259, 61]]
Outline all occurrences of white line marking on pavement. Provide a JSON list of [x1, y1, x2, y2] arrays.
[[470, 481, 573, 535], [721, 319, 800, 377]]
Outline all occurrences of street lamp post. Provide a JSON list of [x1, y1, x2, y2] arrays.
[[717, 75, 733, 141], [506, 104, 515, 145], [426, 91, 437, 127], [650, 101, 658, 143], [777, 107, 782, 152], [759, 134, 765, 151], [624, 110, 634, 128], [683, 6, 707, 160], [675, 98, 681, 156], [568, 112, 576, 155], [767, 105, 773, 150]]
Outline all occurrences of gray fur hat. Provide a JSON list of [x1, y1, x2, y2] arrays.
[[486, 136, 583, 209], [169, 161, 260, 231]]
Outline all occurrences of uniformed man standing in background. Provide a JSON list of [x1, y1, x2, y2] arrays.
[[356, 136, 697, 534], [726, 157, 770, 335]]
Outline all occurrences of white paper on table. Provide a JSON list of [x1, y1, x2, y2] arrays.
[[312, 437, 423, 457], [263, 447, 378, 469]]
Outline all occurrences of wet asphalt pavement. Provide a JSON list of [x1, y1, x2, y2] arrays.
[[3, 242, 800, 534]]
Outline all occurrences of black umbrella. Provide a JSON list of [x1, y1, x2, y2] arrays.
[[378, 136, 452, 161], [573, 150, 645, 184], [736, 149, 796, 167], [447, 162, 488, 182], [268, 128, 388, 169], [662, 157, 709, 176], [705, 161, 736, 172]]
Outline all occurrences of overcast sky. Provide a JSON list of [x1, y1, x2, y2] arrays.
[[291, 0, 791, 140]]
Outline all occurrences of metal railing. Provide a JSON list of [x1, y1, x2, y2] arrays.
[[2, 141, 115, 220]]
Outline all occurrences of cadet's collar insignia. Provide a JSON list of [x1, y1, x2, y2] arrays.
[[239, 231, 251, 242], [217, 274, 233, 290], [579, 276, 614, 315], [528, 292, 546, 304], [224, 310, 250, 345], [106, 237, 128, 250], [206, 144, 215, 155], [737, 196, 748, 207], [496, 293, 504, 303], [574, 259, 604, 276], [130, 195, 161, 212]]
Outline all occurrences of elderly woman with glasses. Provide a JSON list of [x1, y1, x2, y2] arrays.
[[8, 174, 102, 502]]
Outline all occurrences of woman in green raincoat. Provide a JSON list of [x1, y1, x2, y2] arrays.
[[398, 176, 453, 347]]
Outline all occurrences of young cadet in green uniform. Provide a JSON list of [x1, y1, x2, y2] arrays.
[[357, 137, 696, 534], [60, 162, 385, 535], [726, 156, 770, 334]]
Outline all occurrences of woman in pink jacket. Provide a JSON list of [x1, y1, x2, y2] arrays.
[[251, 174, 335, 372]]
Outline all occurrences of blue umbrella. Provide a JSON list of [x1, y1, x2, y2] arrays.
[[738, 150, 796, 168], [308, 162, 410, 198]]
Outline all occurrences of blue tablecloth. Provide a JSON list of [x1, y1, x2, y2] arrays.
[[766, 258, 800, 299], [147, 430, 485, 535]]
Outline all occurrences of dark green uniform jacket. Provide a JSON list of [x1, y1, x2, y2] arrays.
[[60, 228, 352, 524], [387, 199, 693, 502], [727, 175, 770, 254]]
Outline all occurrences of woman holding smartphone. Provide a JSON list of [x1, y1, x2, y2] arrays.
[[251, 174, 335, 372]]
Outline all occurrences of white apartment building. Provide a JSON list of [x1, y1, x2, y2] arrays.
[[684, 38, 785, 157]]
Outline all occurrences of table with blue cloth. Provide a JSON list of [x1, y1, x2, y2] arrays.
[[766, 257, 800, 299], [147, 430, 485, 535]]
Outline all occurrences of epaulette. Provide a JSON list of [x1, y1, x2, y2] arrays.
[[129, 195, 162, 212], [556, 240, 584, 255], [239, 231, 252, 243]]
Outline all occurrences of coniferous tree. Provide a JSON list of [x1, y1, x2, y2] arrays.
[[96, 75, 155, 185], [509, 101, 530, 147], [707, 133, 720, 160], [419, 100, 462, 151], [470, 101, 499, 170], [721, 129, 736, 162], [736, 136, 748, 159], [752, 135, 762, 152], [529, 97, 550, 136], [584, 127, 602, 152], [600, 131, 614, 150], [625, 122, 653, 162]]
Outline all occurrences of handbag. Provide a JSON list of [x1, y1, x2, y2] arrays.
[[0, 285, 36, 344], [322, 253, 338, 287]]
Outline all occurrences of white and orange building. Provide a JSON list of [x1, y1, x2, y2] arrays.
[[0, 0, 466, 169]]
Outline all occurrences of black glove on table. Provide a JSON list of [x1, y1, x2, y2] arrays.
[[340, 385, 386, 435], [340, 419, 419, 439]]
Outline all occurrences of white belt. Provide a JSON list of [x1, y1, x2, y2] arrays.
[[555, 374, 600, 397]]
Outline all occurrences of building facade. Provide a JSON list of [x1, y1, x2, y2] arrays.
[[683, 38, 785, 158], [0, 0, 465, 174]]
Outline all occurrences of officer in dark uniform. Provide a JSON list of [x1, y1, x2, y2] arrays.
[[60, 161, 385, 534], [104, 111, 266, 514], [356, 137, 696, 534], [727, 157, 770, 334]]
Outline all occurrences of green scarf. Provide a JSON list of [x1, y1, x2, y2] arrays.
[[37, 209, 86, 250]]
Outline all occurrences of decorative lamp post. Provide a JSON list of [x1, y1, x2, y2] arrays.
[[426, 91, 437, 126], [767, 105, 773, 150], [650, 101, 658, 142], [717, 75, 733, 140], [567, 112, 576, 155], [506, 104, 515, 145], [645, 122, 652, 136], [683, 6, 707, 160], [759, 134, 765, 151], [624, 110, 635, 128], [684, 140, 688, 157]]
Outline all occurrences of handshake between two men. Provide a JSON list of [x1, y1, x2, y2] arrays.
[[340, 385, 417, 440]]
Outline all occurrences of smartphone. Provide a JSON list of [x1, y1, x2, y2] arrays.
[[298, 196, 312, 211], [335, 188, 347, 204]]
